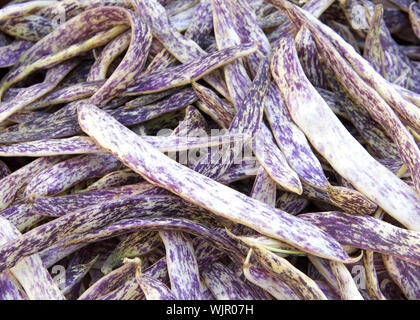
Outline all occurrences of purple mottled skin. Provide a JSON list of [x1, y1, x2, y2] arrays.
[[326, 183, 378, 215], [271, 36, 420, 231], [86, 169, 143, 191], [226, 0, 271, 77], [24, 81, 104, 111], [202, 262, 257, 300], [0, 7, 140, 100], [0, 194, 227, 272], [383, 254, 420, 299], [0, 59, 78, 123], [409, 3, 420, 40], [0, 204, 43, 232], [363, 250, 386, 300], [125, 88, 181, 109], [136, 273, 176, 300], [267, 0, 335, 43], [276, 192, 309, 215], [192, 81, 234, 129], [0, 271, 28, 300], [0, 217, 65, 300], [132, 0, 229, 99], [0, 155, 67, 211], [184, 0, 213, 48], [160, 231, 203, 299], [78, 103, 352, 262], [245, 243, 327, 300], [0, 101, 82, 143], [113, 88, 197, 125], [61, 217, 244, 262], [193, 57, 270, 178], [295, 27, 327, 88], [0, 1, 56, 22], [102, 231, 161, 274], [88, 9, 152, 106], [124, 42, 258, 95], [0, 40, 33, 68], [38, 0, 132, 20], [23, 154, 123, 198], [323, 80, 400, 160], [78, 260, 138, 300], [265, 83, 327, 189], [299, 211, 420, 266], [172, 105, 208, 137], [0, 14, 54, 42], [88, 31, 131, 81], [243, 263, 300, 300], [31, 182, 159, 217], [250, 167, 277, 207]]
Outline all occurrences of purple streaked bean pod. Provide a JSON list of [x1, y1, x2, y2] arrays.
[[271, 36, 420, 231], [273, 1, 420, 190], [23, 154, 124, 199], [164, 0, 199, 16], [124, 41, 258, 95], [0, 131, 249, 157], [323, 79, 400, 160], [264, 83, 327, 190], [211, 0, 251, 107], [299, 211, 420, 266], [383, 254, 420, 299], [0, 40, 33, 68], [276, 192, 309, 215], [0, 195, 225, 272], [168, 4, 197, 32], [87, 31, 131, 81], [0, 155, 67, 211], [159, 231, 203, 299], [78, 103, 352, 262], [0, 14, 53, 42], [267, 0, 335, 43], [363, 5, 385, 77], [61, 248, 99, 295], [86, 169, 142, 191], [250, 167, 277, 207], [62, 217, 244, 262], [124, 88, 181, 110], [326, 183, 378, 215], [0, 1, 56, 22], [183, 0, 213, 48], [78, 259, 138, 300], [101, 231, 161, 274], [31, 182, 160, 217], [0, 59, 78, 123], [234, 237, 327, 300], [135, 270, 176, 300], [201, 262, 257, 300], [0, 216, 65, 300], [243, 261, 299, 300], [192, 81, 235, 129], [329, 260, 364, 300], [171, 105, 208, 137], [0, 204, 43, 233], [295, 26, 327, 88], [24, 81, 104, 111], [132, 0, 229, 99], [409, 2, 420, 40], [113, 88, 197, 125], [363, 251, 387, 300]]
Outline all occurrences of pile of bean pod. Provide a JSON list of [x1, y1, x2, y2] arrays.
[[0, 0, 419, 300]]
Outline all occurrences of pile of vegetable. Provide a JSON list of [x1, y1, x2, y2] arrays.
[[0, 0, 419, 300]]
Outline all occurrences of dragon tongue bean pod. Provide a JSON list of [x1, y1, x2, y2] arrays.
[[77, 103, 351, 262]]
